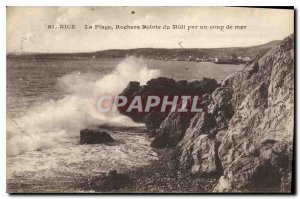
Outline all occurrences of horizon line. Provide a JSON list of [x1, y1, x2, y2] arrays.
[[7, 39, 281, 55]]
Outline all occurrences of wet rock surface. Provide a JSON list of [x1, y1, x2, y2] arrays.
[[118, 77, 219, 138], [86, 170, 133, 192], [80, 129, 114, 144]]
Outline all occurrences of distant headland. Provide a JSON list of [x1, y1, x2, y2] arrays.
[[7, 40, 280, 63]]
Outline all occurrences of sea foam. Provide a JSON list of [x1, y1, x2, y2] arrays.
[[7, 56, 160, 156]]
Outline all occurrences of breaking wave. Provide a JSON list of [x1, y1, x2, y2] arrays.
[[7, 56, 160, 156]]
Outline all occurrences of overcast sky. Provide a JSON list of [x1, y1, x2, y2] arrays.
[[7, 7, 294, 53]]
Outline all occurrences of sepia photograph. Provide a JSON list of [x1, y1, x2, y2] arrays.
[[6, 6, 294, 193]]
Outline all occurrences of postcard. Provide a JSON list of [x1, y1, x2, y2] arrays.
[[6, 6, 294, 193]]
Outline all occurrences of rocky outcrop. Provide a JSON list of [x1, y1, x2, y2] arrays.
[[178, 35, 294, 191], [177, 85, 234, 177], [178, 111, 221, 176], [118, 78, 177, 123], [117, 35, 294, 192], [150, 112, 194, 148], [118, 77, 219, 139], [174, 36, 294, 190], [213, 35, 294, 192], [80, 129, 114, 144]]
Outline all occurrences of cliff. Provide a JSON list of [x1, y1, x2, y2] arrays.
[[213, 34, 294, 192], [118, 34, 294, 192]]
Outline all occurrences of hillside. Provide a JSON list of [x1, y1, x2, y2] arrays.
[[7, 40, 280, 61]]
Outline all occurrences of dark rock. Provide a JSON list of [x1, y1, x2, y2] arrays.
[[146, 77, 177, 94], [177, 80, 189, 93], [150, 112, 194, 148], [144, 112, 168, 137], [189, 78, 219, 95], [80, 129, 114, 144], [120, 81, 140, 97], [118, 77, 219, 143], [87, 170, 133, 192], [118, 77, 179, 123]]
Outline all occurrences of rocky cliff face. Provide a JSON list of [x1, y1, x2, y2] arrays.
[[213, 35, 294, 192], [118, 35, 294, 192]]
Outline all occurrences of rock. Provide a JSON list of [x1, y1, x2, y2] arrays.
[[87, 170, 133, 192], [214, 34, 294, 192], [118, 77, 178, 123], [208, 87, 234, 130], [150, 112, 193, 148], [178, 112, 221, 176], [146, 77, 177, 94], [80, 129, 114, 144], [118, 77, 219, 143], [189, 78, 219, 95], [144, 111, 168, 137], [120, 81, 140, 97], [182, 111, 218, 140], [115, 35, 294, 192], [177, 80, 189, 93], [213, 176, 232, 192], [180, 134, 222, 176]]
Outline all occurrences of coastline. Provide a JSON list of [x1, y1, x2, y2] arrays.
[[79, 146, 219, 193], [118, 149, 219, 193], [79, 126, 219, 193], [7, 126, 218, 193]]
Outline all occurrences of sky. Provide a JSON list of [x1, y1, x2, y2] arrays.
[[7, 7, 294, 53]]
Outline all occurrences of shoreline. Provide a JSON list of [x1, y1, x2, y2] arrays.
[[118, 149, 219, 193], [78, 146, 219, 193], [81, 126, 219, 193]]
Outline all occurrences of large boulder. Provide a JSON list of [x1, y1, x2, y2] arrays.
[[80, 129, 114, 144], [144, 111, 168, 137], [87, 170, 133, 192], [178, 112, 221, 176], [150, 112, 193, 148], [179, 134, 222, 176]]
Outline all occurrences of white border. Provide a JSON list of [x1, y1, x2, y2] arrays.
[[1, 1, 298, 199], [1, 0, 297, 6]]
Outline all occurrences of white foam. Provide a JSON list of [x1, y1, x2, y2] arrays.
[[7, 56, 160, 156], [7, 132, 158, 180]]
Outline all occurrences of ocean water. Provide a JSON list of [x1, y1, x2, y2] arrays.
[[6, 57, 243, 192]]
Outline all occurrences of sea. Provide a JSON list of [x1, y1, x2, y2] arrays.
[[6, 56, 243, 192]]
